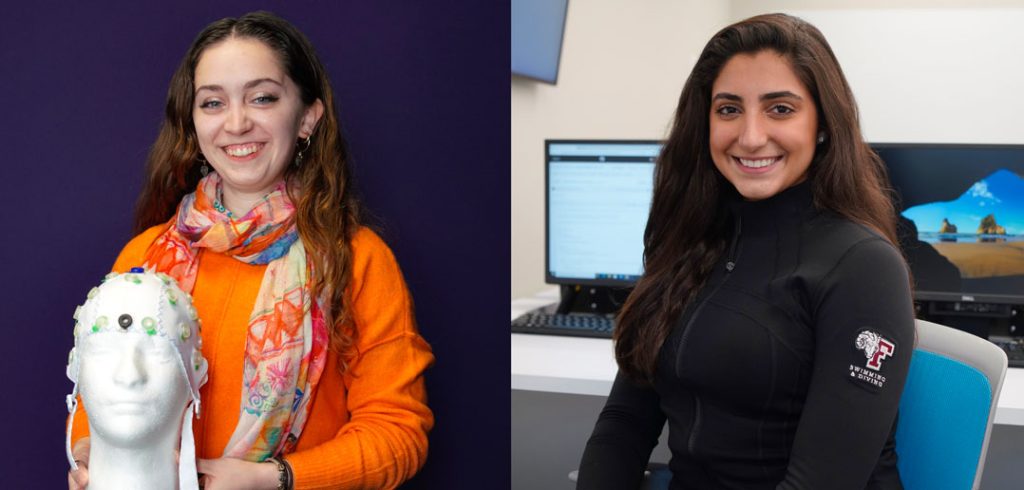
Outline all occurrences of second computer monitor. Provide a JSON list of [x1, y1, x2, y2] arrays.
[[545, 140, 662, 286]]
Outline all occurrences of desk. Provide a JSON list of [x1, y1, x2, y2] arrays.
[[512, 289, 1024, 489], [511, 287, 1024, 426]]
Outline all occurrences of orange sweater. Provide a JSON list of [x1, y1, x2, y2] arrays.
[[71, 225, 434, 489]]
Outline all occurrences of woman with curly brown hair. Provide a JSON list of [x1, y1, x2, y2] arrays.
[[578, 14, 913, 489], [68, 11, 433, 490]]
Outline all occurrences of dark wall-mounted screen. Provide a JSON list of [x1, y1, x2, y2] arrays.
[[876, 143, 1024, 304]]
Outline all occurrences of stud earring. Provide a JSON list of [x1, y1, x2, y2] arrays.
[[816, 132, 826, 144]]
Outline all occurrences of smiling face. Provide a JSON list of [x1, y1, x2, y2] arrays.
[[192, 36, 323, 215], [709, 50, 818, 201], [78, 334, 189, 447]]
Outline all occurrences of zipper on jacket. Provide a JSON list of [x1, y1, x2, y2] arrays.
[[724, 212, 741, 272], [677, 213, 742, 353]]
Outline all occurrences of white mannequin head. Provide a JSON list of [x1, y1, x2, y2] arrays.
[[66, 269, 208, 489], [78, 333, 191, 446]]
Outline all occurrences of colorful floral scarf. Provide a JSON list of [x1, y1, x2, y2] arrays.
[[143, 173, 327, 460]]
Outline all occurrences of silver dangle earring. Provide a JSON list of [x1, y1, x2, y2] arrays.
[[197, 153, 210, 176], [294, 135, 312, 167]]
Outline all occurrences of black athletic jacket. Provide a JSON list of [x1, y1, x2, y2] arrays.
[[578, 183, 914, 490]]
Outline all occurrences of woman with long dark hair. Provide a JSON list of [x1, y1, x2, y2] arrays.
[[68, 11, 433, 489], [578, 14, 913, 489]]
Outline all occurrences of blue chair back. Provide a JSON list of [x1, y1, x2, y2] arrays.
[[895, 319, 1008, 490]]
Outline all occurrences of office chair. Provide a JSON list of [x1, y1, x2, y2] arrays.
[[895, 318, 1007, 490], [571, 319, 1007, 490]]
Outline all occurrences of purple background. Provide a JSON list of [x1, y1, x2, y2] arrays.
[[0, 2, 509, 488]]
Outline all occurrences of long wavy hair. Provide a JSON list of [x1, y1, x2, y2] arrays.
[[614, 13, 900, 383], [134, 11, 361, 371]]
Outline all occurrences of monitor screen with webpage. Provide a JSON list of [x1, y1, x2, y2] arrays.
[[545, 140, 661, 286], [876, 143, 1024, 305]]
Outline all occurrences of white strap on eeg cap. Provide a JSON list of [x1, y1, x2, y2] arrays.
[[174, 350, 202, 490], [179, 400, 200, 490], [65, 391, 80, 470]]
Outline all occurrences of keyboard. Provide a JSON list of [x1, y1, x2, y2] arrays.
[[988, 336, 1024, 368], [511, 312, 615, 338]]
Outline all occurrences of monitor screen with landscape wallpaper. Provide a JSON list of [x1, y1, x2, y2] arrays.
[[877, 144, 1024, 303]]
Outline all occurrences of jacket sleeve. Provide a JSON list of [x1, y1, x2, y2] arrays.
[[283, 231, 435, 490], [577, 370, 666, 490], [778, 238, 914, 490]]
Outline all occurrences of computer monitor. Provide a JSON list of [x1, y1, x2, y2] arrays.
[[876, 143, 1024, 305], [545, 140, 661, 286]]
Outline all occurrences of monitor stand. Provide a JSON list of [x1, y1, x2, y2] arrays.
[[556, 285, 632, 316]]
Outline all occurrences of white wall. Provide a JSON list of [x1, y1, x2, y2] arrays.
[[783, 8, 1024, 144], [511, 0, 1024, 299], [511, 0, 730, 298]]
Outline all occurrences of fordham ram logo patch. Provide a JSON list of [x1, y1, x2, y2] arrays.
[[855, 330, 895, 371], [849, 329, 896, 391]]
